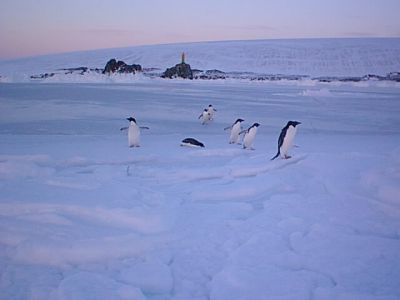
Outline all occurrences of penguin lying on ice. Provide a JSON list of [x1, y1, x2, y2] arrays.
[[180, 138, 205, 148], [271, 121, 301, 160]]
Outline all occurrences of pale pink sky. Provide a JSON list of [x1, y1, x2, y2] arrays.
[[1, 0, 399, 60]]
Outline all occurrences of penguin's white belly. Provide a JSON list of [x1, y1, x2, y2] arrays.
[[208, 109, 215, 120], [230, 123, 241, 143], [181, 142, 201, 148], [243, 128, 257, 148], [128, 124, 140, 147], [280, 126, 297, 156], [201, 112, 211, 124]]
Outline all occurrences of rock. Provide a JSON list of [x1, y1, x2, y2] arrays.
[[61, 67, 89, 75], [361, 74, 385, 81], [30, 73, 55, 79], [162, 62, 193, 79], [387, 72, 400, 82], [195, 69, 226, 80], [103, 59, 142, 74]]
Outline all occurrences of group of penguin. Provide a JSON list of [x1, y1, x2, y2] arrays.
[[123, 104, 301, 160]]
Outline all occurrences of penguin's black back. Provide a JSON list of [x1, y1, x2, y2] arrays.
[[271, 123, 289, 160], [278, 125, 289, 148], [181, 138, 205, 148]]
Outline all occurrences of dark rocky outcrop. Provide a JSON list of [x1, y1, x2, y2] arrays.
[[103, 59, 142, 74], [313, 72, 400, 83], [387, 72, 400, 82], [162, 62, 193, 79], [30, 73, 55, 79], [194, 69, 226, 80]]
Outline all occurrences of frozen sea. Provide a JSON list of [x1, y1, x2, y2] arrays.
[[1, 79, 400, 299]]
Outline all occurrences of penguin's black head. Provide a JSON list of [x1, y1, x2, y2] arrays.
[[208, 104, 213, 107], [235, 118, 244, 123], [287, 121, 301, 127], [253, 123, 260, 127], [127, 117, 136, 123]]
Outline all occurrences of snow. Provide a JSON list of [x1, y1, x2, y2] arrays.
[[1, 40, 400, 299], [1, 38, 400, 81]]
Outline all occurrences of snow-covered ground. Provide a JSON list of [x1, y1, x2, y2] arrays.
[[1, 78, 400, 299], [1, 38, 400, 81]]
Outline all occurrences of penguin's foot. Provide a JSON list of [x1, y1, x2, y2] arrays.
[[243, 146, 255, 150], [284, 155, 291, 159]]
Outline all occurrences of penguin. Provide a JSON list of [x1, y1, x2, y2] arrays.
[[198, 109, 211, 125], [224, 118, 245, 144], [126, 117, 141, 147], [241, 123, 260, 150], [207, 104, 217, 120], [271, 121, 301, 160], [180, 138, 205, 148]]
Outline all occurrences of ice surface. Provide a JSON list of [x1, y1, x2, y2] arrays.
[[0, 79, 400, 299]]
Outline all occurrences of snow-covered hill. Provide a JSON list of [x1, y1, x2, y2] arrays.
[[1, 38, 400, 81]]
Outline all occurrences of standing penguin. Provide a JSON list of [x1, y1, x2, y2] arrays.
[[242, 123, 260, 150], [198, 109, 211, 125], [271, 121, 301, 160], [207, 104, 217, 120], [126, 117, 141, 147], [224, 118, 245, 144]]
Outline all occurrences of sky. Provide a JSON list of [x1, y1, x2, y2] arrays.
[[1, 0, 400, 60]]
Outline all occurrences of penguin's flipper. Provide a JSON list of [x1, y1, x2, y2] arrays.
[[140, 126, 150, 130], [223, 126, 232, 131], [238, 129, 247, 135], [120, 126, 128, 131], [198, 114, 202, 119]]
